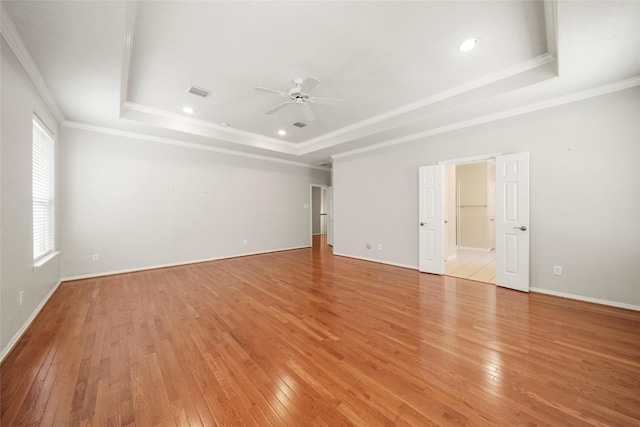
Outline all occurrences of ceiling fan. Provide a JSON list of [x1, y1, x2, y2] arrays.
[[254, 76, 342, 122]]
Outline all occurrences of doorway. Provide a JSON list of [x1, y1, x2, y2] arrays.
[[444, 161, 496, 284], [310, 185, 329, 247], [418, 152, 530, 292]]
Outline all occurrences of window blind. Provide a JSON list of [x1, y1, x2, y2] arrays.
[[33, 117, 54, 262]]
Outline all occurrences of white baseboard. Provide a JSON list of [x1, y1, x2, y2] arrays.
[[0, 279, 63, 363], [332, 252, 417, 270], [63, 245, 311, 281], [530, 287, 640, 311], [333, 252, 638, 312]]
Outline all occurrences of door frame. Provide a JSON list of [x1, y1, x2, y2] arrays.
[[439, 154, 501, 281], [438, 153, 503, 166], [309, 184, 330, 246], [423, 152, 530, 292], [327, 186, 334, 247]]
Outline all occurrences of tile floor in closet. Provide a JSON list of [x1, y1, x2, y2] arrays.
[[445, 248, 496, 284]]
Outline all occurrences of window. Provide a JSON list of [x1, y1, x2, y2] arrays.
[[33, 116, 54, 262]]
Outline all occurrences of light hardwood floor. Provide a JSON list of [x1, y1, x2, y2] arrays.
[[2, 236, 639, 426]]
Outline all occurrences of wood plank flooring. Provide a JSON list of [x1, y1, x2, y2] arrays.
[[2, 236, 640, 426]]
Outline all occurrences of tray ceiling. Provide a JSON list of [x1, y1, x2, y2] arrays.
[[2, 1, 639, 165]]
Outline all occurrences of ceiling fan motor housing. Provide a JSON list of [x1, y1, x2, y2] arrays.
[[256, 76, 339, 120], [288, 87, 309, 102]]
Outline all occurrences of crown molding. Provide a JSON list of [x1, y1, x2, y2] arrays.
[[121, 101, 294, 147], [69, 75, 640, 166], [119, 1, 137, 105], [119, 53, 554, 159], [1, 6, 65, 123], [332, 76, 640, 160], [61, 121, 329, 171], [543, 0, 558, 59], [116, 3, 298, 157], [299, 53, 556, 152], [120, 101, 300, 155]]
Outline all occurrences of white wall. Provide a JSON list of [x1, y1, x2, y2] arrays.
[[59, 127, 331, 278], [333, 87, 640, 307], [1, 38, 62, 357]]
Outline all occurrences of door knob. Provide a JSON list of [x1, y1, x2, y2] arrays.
[[420, 222, 426, 226], [513, 226, 527, 231]]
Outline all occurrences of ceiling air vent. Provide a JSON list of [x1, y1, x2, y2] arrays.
[[293, 122, 307, 128], [187, 85, 211, 98]]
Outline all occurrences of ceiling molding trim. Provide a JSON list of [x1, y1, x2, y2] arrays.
[[61, 121, 329, 171], [119, 1, 137, 105], [299, 53, 556, 150], [332, 76, 640, 161], [0, 7, 65, 123], [120, 101, 298, 155], [543, 0, 558, 59]]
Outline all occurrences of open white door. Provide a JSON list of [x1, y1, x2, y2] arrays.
[[327, 186, 334, 246], [495, 153, 530, 292], [419, 165, 445, 274]]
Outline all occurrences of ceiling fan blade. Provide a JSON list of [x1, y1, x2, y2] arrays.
[[300, 76, 320, 94], [300, 103, 316, 122], [264, 101, 292, 115], [255, 87, 290, 97], [308, 96, 344, 105]]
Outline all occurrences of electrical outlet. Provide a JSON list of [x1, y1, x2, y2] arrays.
[[19, 291, 24, 306], [366, 243, 371, 249], [553, 265, 562, 276], [92, 254, 99, 262], [378, 244, 383, 250], [243, 239, 248, 245]]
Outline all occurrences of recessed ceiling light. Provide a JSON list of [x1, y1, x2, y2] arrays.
[[458, 38, 478, 52], [221, 122, 230, 127], [277, 130, 287, 136], [182, 106, 195, 114]]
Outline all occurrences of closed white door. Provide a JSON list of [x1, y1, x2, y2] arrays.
[[418, 165, 445, 274], [495, 153, 530, 292]]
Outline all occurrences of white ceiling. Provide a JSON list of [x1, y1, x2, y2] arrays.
[[2, 1, 639, 166]]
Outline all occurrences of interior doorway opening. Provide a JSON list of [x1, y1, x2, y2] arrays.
[[444, 160, 496, 284], [419, 152, 530, 292], [310, 185, 329, 248]]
